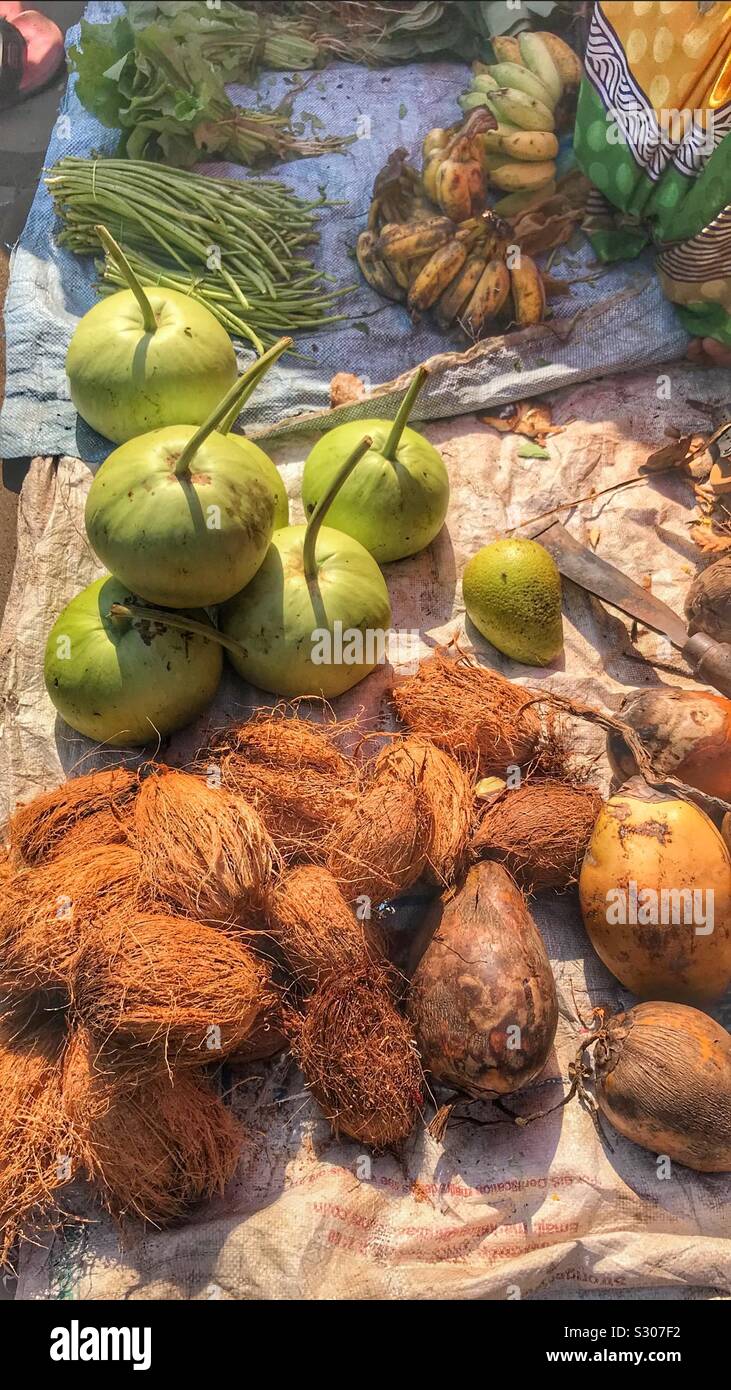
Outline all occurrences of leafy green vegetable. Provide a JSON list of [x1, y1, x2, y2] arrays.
[[517, 440, 551, 459]]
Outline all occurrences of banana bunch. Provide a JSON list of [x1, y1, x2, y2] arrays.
[[368, 209, 545, 337], [422, 110, 495, 222], [458, 31, 580, 216]]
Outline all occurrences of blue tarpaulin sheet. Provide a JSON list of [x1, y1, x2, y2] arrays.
[[0, 2, 690, 462]]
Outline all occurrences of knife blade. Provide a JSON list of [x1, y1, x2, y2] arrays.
[[529, 520, 731, 699]]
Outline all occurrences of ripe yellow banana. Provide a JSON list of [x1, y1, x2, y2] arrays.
[[489, 158, 556, 192], [463, 257, 511, 336], [408, 239, 469, 314], [434, 254, 487, 330], [497, 128, 558, 161], [537, 32, 582, 88], [481, 123, 521, 154], [422, 152, 443, 203], [422, 127, 451, 160], [509, 254, 546, 326], [491, 35, 520, 63], [377, 216, 454, 262], [356, 231, 405, 303], [489, 86, 555, 131], [488, 62, 556, 109], [518, 32, 562, 104], [436, 160, 472, 222]]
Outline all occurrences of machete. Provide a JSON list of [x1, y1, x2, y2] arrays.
[[530, 520, 731, 698]]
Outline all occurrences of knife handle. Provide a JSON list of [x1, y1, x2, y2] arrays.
[[682, 633, 731, 699]]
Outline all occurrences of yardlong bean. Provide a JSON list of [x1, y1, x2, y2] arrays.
[[47, 157, 352, 349]]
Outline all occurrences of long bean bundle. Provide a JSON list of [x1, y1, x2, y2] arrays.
[[46, 157, 352, 352]]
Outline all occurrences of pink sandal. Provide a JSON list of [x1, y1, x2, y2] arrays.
[[0, 3, 63, 107]]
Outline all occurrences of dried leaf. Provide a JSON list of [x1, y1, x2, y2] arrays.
[[641, 433, 707, 473], [588, 525, 601, 550], [690, 525, 731, 554]]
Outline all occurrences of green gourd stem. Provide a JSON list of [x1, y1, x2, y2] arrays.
[[109, 603, 245, 659], [303, 435, 372, 584], [217, 337, 290, 435], [174, 336, 292, 477], [382, 365, 429, 462], [94, 224, 157, 334]]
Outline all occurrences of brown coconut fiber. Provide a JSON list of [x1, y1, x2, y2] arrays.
[[471, 777, 603, 891], [206, 710, 360, 862], [0, 1018, 70, 1265], [0, 845, 141, 999], [265, 865, 379, 988], [391, 649, 544, 776], [132, 768, 278, 926], [73, 913, 274, 1066], [62, 1027, 241, 1226], [373, 736, 473, 885], [7, 767, 137, 867], [289, 964, 423, 1147], [327, 773, 433, 906]]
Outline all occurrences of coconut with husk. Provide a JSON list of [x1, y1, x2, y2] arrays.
[[6, 767, 137, 867], [288, 963, 423, 1147], [371, 736, 474, 886], [204, 709, 360, 862], [73, 913, 274, 1066], [0, 1018, 70, 1266], [391, 649, 546, 776], [470, 776, 603, 891], [0, 845, 141, 1000], [327, 771, 433, 906], [62, 1026, 241, 1225], [264, 864, 379, 988], [132, 767, 278, 926]]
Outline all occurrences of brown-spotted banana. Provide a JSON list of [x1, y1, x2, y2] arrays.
[[407, 239, 469, 315], [376, 216, 455, 263], [488, 159, 556, 192], [491, 36, 520, 63], [509, 254, 546, 326], [518, 32, 563, 104], [463, 258, 511, 336], [496, 129, 558, 161], [434, 254, 488, 330], [536, 32, 582, 88], [356, 231, 405, 303]]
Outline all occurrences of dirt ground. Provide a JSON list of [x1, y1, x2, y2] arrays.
[[0, 2, 84, 623]]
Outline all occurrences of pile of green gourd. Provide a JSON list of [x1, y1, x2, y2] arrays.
[[46, 229, 450, 748]]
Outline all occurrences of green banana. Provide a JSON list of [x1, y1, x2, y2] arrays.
[[459, 91, 491, 111], [356, 231, 405, 303], [518, 32, 563, 104], [488, 159, 556, 192], [488, 62, 557, 109], [489, 86, 555, 132], [472, 73, 500, 94]]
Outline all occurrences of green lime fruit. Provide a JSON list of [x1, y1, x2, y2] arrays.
[[66, 226, 237, 444], [301, 366, 449, 564], [462, 537, 564, 665], [44, 576, 223, 747]]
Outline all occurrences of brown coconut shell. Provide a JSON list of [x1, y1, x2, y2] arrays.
[[372, 736, 473, 885], [391, 649, 543, 776], [62, 1027, 242, 1225], [0, 845, 141, 999], [6, 767, 137, 867], [132, 768, 278, 926], [73, 913, 274, 1067], [264, 865, 379, 988], [471, 777, 603, 891], [289, 964, 423, 1147], [0, 1018, 70, 1265], [327, 774, 433, 906], [685, 555, 731, 645], [205, 711, 360, 862]]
